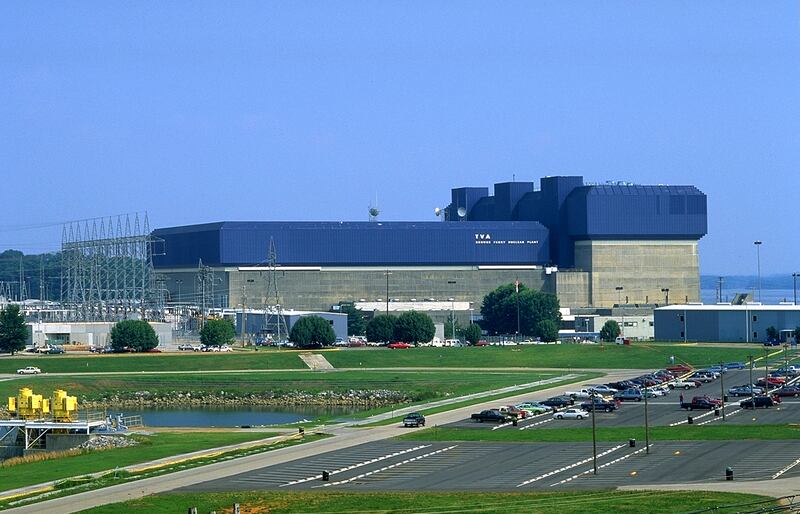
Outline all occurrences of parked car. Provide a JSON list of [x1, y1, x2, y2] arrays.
[[403, 412, 426, 427], [219, 345, 233, 352], [727, 385, 763, 397], [387, 342, 413, 349], [16, 366, 41, 375], [774, 386, 800, 397], [705, 365, 727, 374], [680, 397, 720, 410], [740, 396, 774, 409], [666, 364, 693, 374], [553, 408, 591, 420], [177, 343, 194, 351], [579, 399, 617, 412], [725, 362, 746, 370], [756, 377, 786, 387], [515, 402, 551, 415], [146, 348, 162, 353], [47, 346, 65, 354], [613, 389, 643, 402], [541, 396, 573, 408], [498, 405, 526, 418], [587, 385, 619, 395], [763, 340, 781, 347], [690, 373, 715, 383], [565, 388, 594, 400], [471, 409, 510, 423]]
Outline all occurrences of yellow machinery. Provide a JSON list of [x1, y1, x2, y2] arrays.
[[51, 389, 78, 422], [8, 388, 50, 420]]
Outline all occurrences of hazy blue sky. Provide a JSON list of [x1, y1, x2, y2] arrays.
[[2, 2, 798, 275]]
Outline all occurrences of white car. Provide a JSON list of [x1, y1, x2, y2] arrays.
[[219, 345, 233, 352], [17, 366, 41, 375], [587, 385, 619, 395], [553, 408, 591, 420]]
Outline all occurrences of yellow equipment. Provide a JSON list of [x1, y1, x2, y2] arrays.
[[11, 388, 49, 419], [51, 389, 78, 422]]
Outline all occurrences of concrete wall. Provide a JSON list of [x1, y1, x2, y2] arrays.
[[164, 267, 550, 314], [574, 240, 699, 308], [45, 433, 90, 451], [553, 270, 591, 308]]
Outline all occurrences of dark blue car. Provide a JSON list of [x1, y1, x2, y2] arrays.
[[724, 362, 746, 370], [613, 388, 643, 402]]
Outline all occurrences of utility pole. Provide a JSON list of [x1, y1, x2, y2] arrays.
[[515, 278, 521, 343], [241, 282, 247, 345], [793, 273, 798, 306], [384, 270, 392, 315], [447, 280, 457, 339], [591, 392, 597, 474], [717, 277, 724, 303], [764, 347, 770, 394], [719, 361, 726, 421], [749, 355, 755, 407], [643, 385, 650, 454]]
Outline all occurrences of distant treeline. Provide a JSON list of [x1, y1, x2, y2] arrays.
[[0, 250, 62, 301]]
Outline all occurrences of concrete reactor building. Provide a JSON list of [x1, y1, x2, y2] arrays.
[[152, 175, 707, 322]]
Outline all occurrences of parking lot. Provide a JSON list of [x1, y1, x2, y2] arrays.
[[446, 367, 799, 430], [182, 439, 800, 492]]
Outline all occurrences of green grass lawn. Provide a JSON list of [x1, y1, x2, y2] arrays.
[[0, 370, 564, 405], [397, 424, 800, 443], [78, 490, 772, 514], [324, 344, 761, 370], [0, 351, 304, 374], [0, 431, 276, 492], [1, 343, 774, 376]]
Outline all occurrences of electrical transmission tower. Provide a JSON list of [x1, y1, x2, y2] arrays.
[[196, 259, 214, 328], [263, 238, 289, 342], [60, 213, 161, 321]]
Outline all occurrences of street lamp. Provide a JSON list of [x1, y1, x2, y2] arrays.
[[754, 241, 762, 303], [661, 288, 669, 306], [384, 270, 392, 315], [643, 384, 650, 454], [615, 286, 624, 335], [591, 392, 598, 474], [764, 347, 770, 394], [719, 361, 726, 421], [793, 273, 799, 306], [749, 355, 755, 408], [447, 280, 457, 340]]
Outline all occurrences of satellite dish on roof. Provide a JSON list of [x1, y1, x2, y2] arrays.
[[369, 207, 380, 218], [457, 207, 467, 218], [434, 207, 442, 217]]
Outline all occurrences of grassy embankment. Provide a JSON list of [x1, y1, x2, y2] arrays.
[[79, 490, 773, 514], [1, 343, 773, 376], [0, 431, 278, 493], [397, 424, 800, 443]]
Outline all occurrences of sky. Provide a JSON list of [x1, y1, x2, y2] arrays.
[[1, 2, 799, 275]]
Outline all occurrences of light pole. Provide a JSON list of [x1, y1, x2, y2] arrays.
[[384, 270, 392, 315], [785, 343, 790, 373], [749, 355, 755, 407], [719, 361, 726, 421], [661, 288, 669, 306], [793, 273, 799, 306], [515, 278, 521, 343], [754, 241, 762, 303], [590, 392, 597, 474], [643, 384, 650, 454], [615, 286, 624, 335], [176, 279, 183, 333], [764, 347, 770, 394], [447, 280, 457, 340]]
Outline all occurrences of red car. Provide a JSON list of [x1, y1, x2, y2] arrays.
[[756, 377, 786, 387], [666, 364, 693, 374], [387, 342, 413, 349], [474, 341, 489, 347]]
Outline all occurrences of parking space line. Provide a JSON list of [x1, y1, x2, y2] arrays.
[[492, 421, 515, 430], [520, 418, 554, 430], [516, 444, 626, 487], [773, 456, 800, 479], [549, 445, 652, 487], [669, 408, 716, 426], [279, 444, 431, 487], [696, 406, 741, 426], [315, 445, 458, 487]]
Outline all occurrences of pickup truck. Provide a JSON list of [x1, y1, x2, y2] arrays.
[[471, 409, 510, 423], [669, 379, 700, 390], [565, 388, 593, 400], [680, 396, 721, 410]]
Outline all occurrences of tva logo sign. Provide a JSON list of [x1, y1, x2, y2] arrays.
[[474, 233, 492, 240]]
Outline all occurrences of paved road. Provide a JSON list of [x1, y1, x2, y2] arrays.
[[4, 370, 634, 513]]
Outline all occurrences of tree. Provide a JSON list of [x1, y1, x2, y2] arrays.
[[599, 320, 621, 342], [337, 303, 366, 336], [0, 305, 28, 355], [443, 312, 461, 339], [766, 326, 779, 342], [462, 323, 482, 345], [794, 326, 800, 342], [536, 319, 560, 342], [480, 283, 561, 336], [393, 311, 435, 344], [110, 320, 158, 352], [289, 315, 336, 348], [366, 314, 396, 343], [200, 318, 236, 347]]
